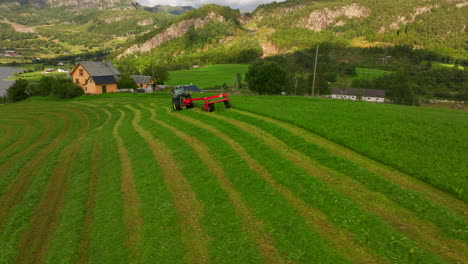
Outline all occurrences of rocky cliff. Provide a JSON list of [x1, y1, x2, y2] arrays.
[[118, 12, 226, 58]]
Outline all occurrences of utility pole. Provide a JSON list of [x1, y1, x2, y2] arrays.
[[311, 44, 319, 96]]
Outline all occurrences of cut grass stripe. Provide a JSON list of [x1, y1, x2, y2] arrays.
[[158, 107, 350, 264], [0, 113, 69, 230], [116, 105, 187, 263], [117, 104, 187, 263], [233, 109, 467, 218], [0, 111, 80, 264], [212, 110, 467, 263], [0, 119, 30, 153], [223, 111, 467, 242], [15, 108, 89, 264], [43, 105, 110, 264], [76, 139, 100, 264], [142, 105, 286, 264], [43, 135, 94, 264], [185, 109, 446, 263], [126, 105, 211, 264], [114, 109, 143, 260], [0, 116, 53, 171], [88, 106, 127, 264], [167, 108, 388, 264], [0, 117, 44, 164], [214, 111, 467, 261]]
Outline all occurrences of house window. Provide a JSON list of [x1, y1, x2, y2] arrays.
[[368, 97, 371, 100], [79, 69, 83, 76], [85, 87, 87, 91], [75, 79, 79, 84]]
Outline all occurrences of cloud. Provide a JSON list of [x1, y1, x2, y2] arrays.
[[137, 0, 286, 11]]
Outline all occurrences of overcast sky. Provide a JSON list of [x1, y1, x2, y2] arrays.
[[137, 0, 286, 11]]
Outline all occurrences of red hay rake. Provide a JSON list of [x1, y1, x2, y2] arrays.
[[182, 93, 231, 112]]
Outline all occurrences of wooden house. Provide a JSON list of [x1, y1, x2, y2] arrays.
[[70, 61, 120, 94]]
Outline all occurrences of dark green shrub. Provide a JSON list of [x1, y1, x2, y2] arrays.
[[6, 79, 32, 102]]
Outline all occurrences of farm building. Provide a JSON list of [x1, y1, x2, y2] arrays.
[[71, 61, 120, 94], [131, 75, 155, 92], [332, 88, 385, 103]]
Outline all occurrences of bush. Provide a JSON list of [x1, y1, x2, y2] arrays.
[[245, 60, 288, 95], [6, 79, 32, 102], [49, 78, 84, 99], [117, 73, 137, 89]]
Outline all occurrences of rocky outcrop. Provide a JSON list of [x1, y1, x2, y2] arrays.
[[379, 5, 437, 33], [137, 19, 153, 26], [2, 18, 36, 33], [254, 5, 305, 21], [456, 1, 468, 8], [299, 3, 370, 31], [118, 12, 226, 58], [104, 16, 131, 23]]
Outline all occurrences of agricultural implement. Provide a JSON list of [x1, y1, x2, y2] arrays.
[[171, 86, 231, 112]]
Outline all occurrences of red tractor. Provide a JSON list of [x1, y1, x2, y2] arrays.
[[171, 86, 231, 112]]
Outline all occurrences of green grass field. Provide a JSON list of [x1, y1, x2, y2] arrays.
[[421, 61, 465, 70], [354, 67, 391, 80], [6, 70, 68, 81], [0, 93, 466, 264], [166, 64, 249, 89]]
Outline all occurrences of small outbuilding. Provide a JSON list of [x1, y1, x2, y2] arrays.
[[332, 88, 385, 103], [130, 75, 155, 92]]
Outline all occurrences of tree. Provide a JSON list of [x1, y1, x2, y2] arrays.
[[384, 70, 419, 106], [245, 60, 288, 95], [153, 65, 170, 85], [117, 73, 137, 89], [142, 65, 170, 85], [6, 79, 31, 102]]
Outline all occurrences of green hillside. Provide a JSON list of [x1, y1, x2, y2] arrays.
[[166, 64, 249, 89], [0, 4, 174, 58], [0, 93, 465, 263]]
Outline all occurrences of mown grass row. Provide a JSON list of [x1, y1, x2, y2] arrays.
[[219, 110, 466, 241], [0, 94, 465, 264], [0, 108, 80, 263], [144, 104, 349, 263], [174, 108, 451, 263], [231, 95, 468, 201]]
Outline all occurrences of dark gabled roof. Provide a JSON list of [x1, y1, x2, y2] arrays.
[[79, 61, 120, 76], [92, 75, 118, 85], [332, 88, 385, 98], [130, 75, 152, 84]]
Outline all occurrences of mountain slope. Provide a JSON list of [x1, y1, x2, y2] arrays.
[[116, 0, 467, 65], [3, 0, 138, 10]]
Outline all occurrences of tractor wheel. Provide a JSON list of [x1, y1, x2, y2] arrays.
[[172, 97, 181, 111], [208, 104, 215, 112], [224, 100, 231, 109], [185, 95, 194, 108]]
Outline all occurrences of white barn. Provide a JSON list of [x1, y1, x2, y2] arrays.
[[332, 88, 385, 103]]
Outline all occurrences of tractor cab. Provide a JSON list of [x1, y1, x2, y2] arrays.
[[172, 86, 190, 97]]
